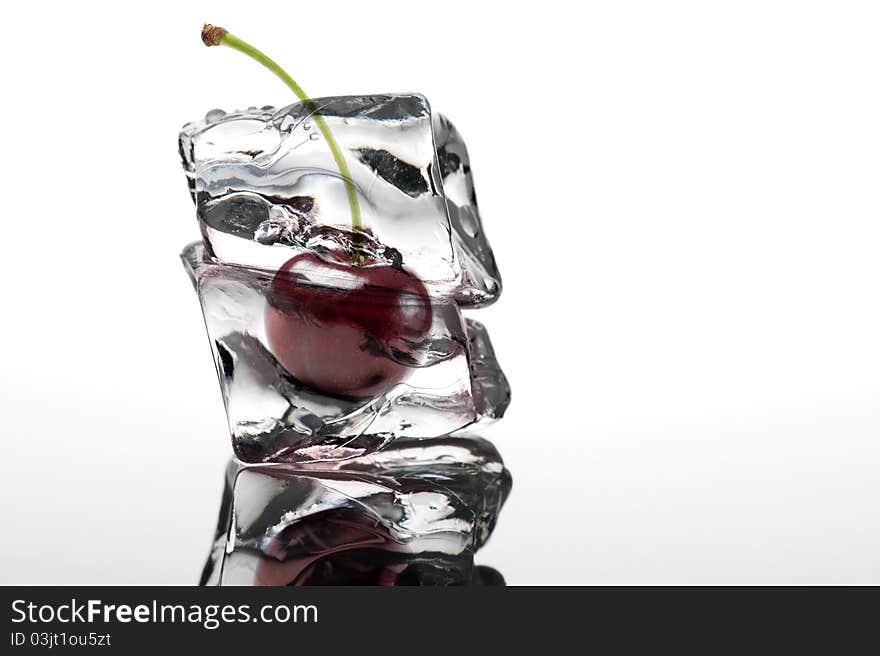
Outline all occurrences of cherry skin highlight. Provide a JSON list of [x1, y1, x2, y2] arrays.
[[265, 253, 433, 398]]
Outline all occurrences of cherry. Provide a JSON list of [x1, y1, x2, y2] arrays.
[[202, 25, 432, 397], [265, 253, 433, 398]]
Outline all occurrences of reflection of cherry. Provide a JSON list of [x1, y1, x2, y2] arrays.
[[265, 253, 433, 398], [252, 509, 469, 586]]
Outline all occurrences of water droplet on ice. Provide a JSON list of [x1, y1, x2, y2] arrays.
[[205, 109, 226, 122], [310, 133, 320, 141], [459, 208, 480, 239]]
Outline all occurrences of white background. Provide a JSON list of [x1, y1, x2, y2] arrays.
[[1, 1, 878, 584]]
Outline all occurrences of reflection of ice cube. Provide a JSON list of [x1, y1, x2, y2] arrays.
[[179, 95, 501, 306], [182, 242, 509, 463], [200, 436, 511, 586]]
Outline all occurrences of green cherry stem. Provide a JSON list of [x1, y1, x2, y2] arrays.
[[202, 24, 364, 257]]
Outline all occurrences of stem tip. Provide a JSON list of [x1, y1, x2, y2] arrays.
[[201, 24, 228, 47]]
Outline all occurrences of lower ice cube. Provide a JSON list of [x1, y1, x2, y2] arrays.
[[200, 436, 511, 586], [182, 242, 510, 463]]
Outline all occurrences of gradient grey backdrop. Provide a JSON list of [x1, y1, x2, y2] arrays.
[[1, 1, 878, 584]]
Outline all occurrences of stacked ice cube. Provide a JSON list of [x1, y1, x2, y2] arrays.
[[180, 94, 511, 584]]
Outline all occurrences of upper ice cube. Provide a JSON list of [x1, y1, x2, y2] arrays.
[[180, 94, 501, 306], [179, 94, 501, 306]]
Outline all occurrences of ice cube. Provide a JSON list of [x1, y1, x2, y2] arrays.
[[433, 114, 502, 307], [199, 436, 511, 586], [179, 95, 501, 306], [182, 242, 509, 463], [466, 318, 512, 422]]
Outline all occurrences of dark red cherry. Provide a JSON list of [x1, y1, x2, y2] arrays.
[[265, 253, 433, 398]]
